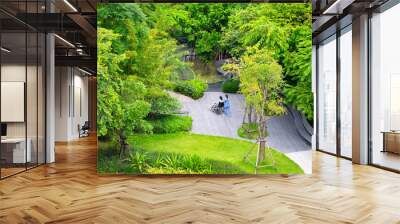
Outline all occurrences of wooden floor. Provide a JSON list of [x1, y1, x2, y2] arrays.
[[1, 136, 400, 223]]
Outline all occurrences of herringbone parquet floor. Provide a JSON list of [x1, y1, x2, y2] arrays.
[[1, 136, 400, 224]]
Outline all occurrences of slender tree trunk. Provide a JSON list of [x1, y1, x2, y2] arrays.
[[243, 105, 248, 124], [119, 130, 128, 159], [256, 84, 268, 166], [256, 139, 266, 166], [248, 106, 253, 124]]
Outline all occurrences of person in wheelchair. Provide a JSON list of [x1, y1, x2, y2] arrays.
[[210, 96, 225, 114], [218, 96, 224, 110]]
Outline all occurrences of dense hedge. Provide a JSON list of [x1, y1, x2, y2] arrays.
[[174, 80, 208, 99], [149, 115, 192, 134], [222, 79, 240, 93]]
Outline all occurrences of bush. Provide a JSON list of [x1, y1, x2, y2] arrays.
[[151, 154, 212, 174], [174, 79, 208, 99], [129, 151, 150, 173], [222, 79, 240, 93], [148, 115, 192, 133], [127, 149, 214, 174], [147, 89, 181, 116], [237, 123, 267, 140]]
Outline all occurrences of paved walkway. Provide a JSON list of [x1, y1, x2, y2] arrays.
[[171, 92, 246, 139], [170, 91, 312, 173]]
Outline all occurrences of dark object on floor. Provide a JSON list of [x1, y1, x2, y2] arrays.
[[79, 121, 90, 138], [381, 131, 400, 154]]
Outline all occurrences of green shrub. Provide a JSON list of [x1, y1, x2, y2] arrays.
[[147, 89, 181, 116], [129, 151, 150, 173], [97, 141, 136, 174], [237, 123, 267, 140], [150, 153, 213, 174], [222, 79, 240, 93], [174, 79, 208, 99], [149, 115, 192, 133], [128, 151, 214, 174]]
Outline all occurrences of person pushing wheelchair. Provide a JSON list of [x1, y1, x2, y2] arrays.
[[210, 95, 231, 116]]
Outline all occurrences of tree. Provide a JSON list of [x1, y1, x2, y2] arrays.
[[220, 4, 312, 122], [172, 4, 241, 62], [97, 28, 151, 158], [283, 25, 313, 121], [230, 48, 286, 166]]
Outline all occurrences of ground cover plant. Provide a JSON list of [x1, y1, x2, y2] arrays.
[[237, 123, 266, 140]]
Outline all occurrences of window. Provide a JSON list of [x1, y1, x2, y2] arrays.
[[340, 26, 352, 158], [370, 3, 400, 171], [318, 35, 337, 154], [0, 3, 46, 179]]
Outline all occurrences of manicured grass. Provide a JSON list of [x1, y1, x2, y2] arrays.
[[127, 133, 303, 174]]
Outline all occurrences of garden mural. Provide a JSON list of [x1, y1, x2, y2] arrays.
[[97, 3, 312, 174]]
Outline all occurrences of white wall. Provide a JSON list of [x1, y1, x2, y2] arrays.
[[1, 63, 46, 164], [55, 67, 89, 141]]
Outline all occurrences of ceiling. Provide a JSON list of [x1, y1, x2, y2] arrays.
[[312, 0, 391, 43], [0, 0, 97, 73]]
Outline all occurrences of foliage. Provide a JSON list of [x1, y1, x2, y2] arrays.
[[148, 115, 192, 134], [97, 3, 312, 167], [283, 26, 313, 121], [147, 89, 182, 116], [237, 123, 267, 140], [236, 47, 286, 119], [172, 4, 242, 62], [97, 140, 136, 173], [129, 150, 215, 174], [222, 79, 240, 93], [225, 47, 286, 165], [221, 4, 311, 60], [129, 133, 303, 174], [98, 4, 193, 155], [192, 61, 223, 84], [129, 151, 150, 173], [152, 154, 212, 174], [98, 133, 303, 174], [97, 28, 152, 158], [220, 4, 312, 120], [174, 80, 208, 99]]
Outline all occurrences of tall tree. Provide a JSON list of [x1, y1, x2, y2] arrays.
[[221, 4, 312, 121], [230, 48, 286, 166], [97, 28, 151, 158]]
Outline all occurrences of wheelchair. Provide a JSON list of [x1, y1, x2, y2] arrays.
[[210, 103, 224, 115]]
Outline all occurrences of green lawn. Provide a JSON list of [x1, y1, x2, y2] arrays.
[[126, 133, 303, 174]]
